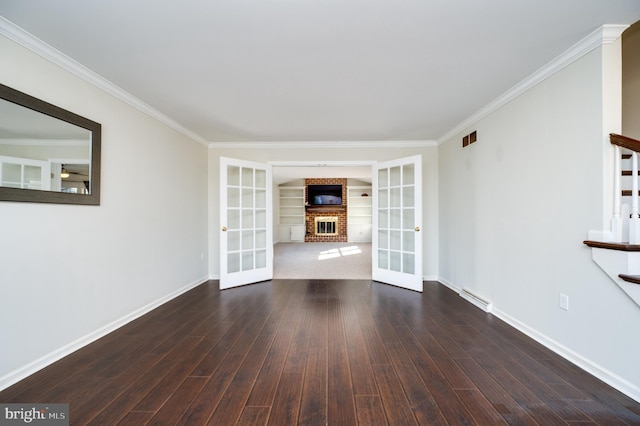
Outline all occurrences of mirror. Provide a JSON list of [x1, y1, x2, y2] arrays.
[[0, 83, 101, 205]]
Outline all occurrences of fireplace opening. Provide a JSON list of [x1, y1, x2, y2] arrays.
[[315, 216, 338, 236]]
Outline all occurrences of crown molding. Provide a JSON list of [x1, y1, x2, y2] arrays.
[[437, 24, 629, 145], [0, 16, 209, 147], [208, 140, 437, 149], [601, 24, 630, 44]]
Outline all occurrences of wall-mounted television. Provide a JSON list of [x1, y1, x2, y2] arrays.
[[307, 184, 342, 205]]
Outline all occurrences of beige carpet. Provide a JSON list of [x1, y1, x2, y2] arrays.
[[274, 242, 372, 279]]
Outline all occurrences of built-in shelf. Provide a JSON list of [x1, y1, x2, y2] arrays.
[[347, 185, 372, 242], [278, 186, 305, 242]]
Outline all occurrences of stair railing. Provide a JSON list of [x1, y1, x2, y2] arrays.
[[610, 134, 640, 243], [613, 143, 622, 242]]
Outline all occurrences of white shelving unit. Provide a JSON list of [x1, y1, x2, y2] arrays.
[[278, 186, 306, 242], [347, 186, 372, 242]]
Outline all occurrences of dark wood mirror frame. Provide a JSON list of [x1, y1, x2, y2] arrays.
[[0, 83, 101, 205]]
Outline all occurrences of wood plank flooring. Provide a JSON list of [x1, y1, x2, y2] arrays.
[[1, 280, 639, 425]]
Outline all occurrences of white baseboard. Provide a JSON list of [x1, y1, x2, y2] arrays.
[[437, 277, 461, 293], [0, 276, 209, 392], [436, 277, 639, 403], [491, 306, 640, 403]]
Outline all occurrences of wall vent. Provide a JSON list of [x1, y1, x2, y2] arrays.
[[460, 288, 493, 312]]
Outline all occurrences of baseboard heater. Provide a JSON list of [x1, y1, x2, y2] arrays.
[[459, 288, 493, 313]]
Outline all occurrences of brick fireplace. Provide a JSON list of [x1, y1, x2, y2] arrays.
[[305, 178, 347, 242]]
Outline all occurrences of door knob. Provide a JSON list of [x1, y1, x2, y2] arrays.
[[415, 226, 421, 232], [221, 226, 227, 232]]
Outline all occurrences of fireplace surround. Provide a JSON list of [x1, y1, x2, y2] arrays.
[[314, 216, 338, 235], [305, 178, 348, 242]]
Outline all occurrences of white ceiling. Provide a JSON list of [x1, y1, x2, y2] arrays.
[[2, 1, 640, 184], [1, 0, 640, 146]]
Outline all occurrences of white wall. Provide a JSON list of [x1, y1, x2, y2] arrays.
[[0, 35, 209, 388], [208, 145, 438, 280], [439, 41, 640, 399]]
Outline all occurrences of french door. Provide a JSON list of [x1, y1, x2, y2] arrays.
[[219, 155, 421, 292], [372, 155, 423, 292], [219, 157, 273, 289]]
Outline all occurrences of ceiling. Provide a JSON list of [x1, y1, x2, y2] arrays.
[[1, 1, 640, 146], [2, 2, 640, 185]]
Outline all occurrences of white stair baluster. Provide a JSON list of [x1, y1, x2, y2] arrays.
[[613, 145, 622, 242], [630, 151, 640, 243]]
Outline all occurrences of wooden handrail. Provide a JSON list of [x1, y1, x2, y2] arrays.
[[610, 133, 640, 152], [619, 274, 640, 285], [583, 240, 640, 251]]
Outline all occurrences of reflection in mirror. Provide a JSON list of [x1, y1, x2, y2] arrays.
[[0, 83, 101, 205]]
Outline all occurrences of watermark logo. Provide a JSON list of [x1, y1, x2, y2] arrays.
[[0, 404, 68, 425]]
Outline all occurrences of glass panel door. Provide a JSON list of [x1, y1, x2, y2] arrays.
[[373, 155, 422, 292], [220, 157, 272, 289], [0, 156, 50, 190]]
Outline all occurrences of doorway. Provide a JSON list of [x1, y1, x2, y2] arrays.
[[272, 162, 373, 280], [219, 156, 423, 292]]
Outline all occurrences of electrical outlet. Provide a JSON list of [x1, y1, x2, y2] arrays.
[[560, 293, 569, 311]]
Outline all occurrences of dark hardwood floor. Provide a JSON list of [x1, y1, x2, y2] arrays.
[[1, 280, 639, 425]]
